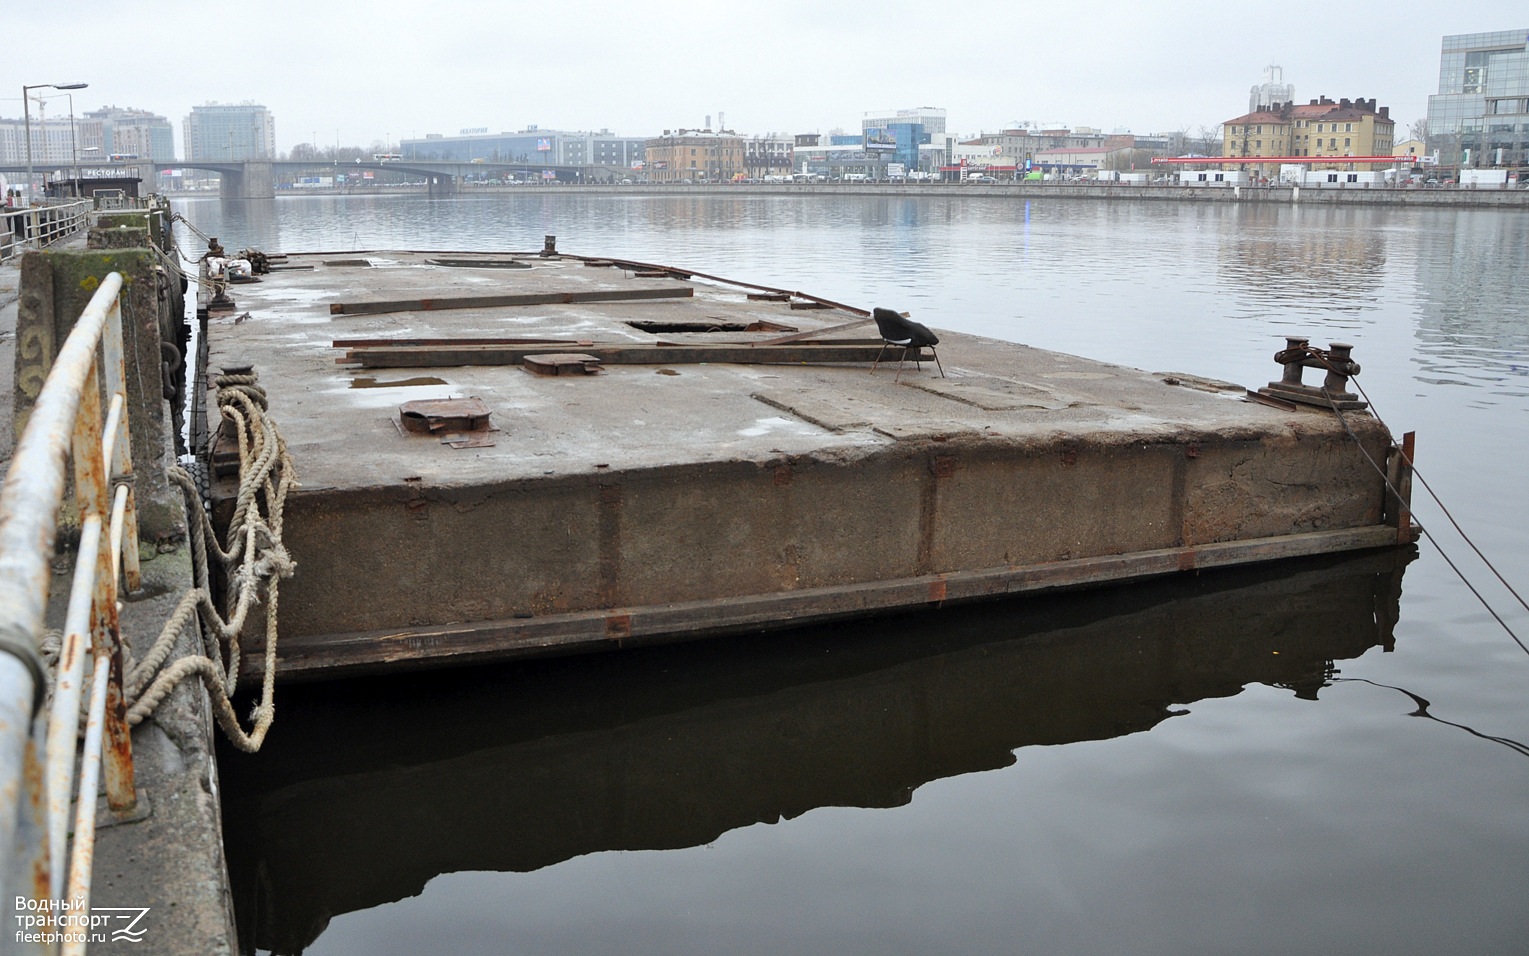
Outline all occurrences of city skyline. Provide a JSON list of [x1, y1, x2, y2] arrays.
[[8, 0, 1522, 156]]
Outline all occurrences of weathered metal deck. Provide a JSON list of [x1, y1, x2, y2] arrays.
[[200, 246, 1410, 680]]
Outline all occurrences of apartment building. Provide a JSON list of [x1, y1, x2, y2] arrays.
[[644, 129, 744, 182]]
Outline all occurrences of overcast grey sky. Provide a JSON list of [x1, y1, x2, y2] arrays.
[[10, 1, 1524, 152]]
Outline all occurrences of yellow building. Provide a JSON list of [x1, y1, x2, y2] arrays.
[[644, 129, 745, 183], [1223, 96, 1395, 177], [1291, 97, 1394, 162], [1223, 108, 1295, 177]]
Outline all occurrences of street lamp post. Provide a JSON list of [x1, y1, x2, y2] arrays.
[[63, 92, 79, 198], [21, 81, 87, 204]]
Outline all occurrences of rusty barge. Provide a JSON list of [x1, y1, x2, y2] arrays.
[[194, 239, 1415, 680]]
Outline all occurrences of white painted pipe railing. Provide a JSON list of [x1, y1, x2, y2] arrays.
[[0, 271, 140, 954]]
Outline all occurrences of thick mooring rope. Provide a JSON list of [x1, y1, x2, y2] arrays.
[[123, 372, 296, 751]]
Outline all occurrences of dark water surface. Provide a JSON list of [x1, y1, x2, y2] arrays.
[[182, 194, 1529, 956]]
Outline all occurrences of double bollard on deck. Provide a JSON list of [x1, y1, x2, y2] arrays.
[[1258, 336, 1368, 411]]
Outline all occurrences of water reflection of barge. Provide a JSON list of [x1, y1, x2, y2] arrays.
[[221, 548, 1412, 954], [197, 242, 1414, 680]]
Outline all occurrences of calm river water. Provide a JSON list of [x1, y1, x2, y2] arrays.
[[180, 192, 1529, 956]]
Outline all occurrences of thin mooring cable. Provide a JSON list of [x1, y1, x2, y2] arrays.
[[1322, 383, 1528, 657]]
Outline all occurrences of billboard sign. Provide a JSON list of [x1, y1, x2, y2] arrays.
[[864, 127, 897, 151], [537, 138, 552, 151]]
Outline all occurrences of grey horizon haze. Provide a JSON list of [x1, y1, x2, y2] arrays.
[[8, 0, 1523, 154]]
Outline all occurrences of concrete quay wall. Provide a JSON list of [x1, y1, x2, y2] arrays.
[[700, 183, 1529, 209]]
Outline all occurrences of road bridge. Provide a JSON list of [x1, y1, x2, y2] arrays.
[[0, 159, 604, 199]]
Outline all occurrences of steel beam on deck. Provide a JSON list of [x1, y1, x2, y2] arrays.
[[338, 342, 928, 369], [328, 286, 694, 316]]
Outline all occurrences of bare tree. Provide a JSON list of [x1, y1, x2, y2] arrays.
[[1103, 148, 1156, 172], [1195, 125, 1224, 157]]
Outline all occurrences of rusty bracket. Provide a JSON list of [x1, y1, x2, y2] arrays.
[[440, 432, 498, 449], [1245, 389, 1298, 411], [523, 353, 604, 376]]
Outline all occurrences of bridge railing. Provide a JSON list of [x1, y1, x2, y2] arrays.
[[1, 199, 93, 262], [0, 271, 141, 954]]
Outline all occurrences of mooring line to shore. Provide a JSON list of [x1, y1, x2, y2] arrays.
[[121, 371, 296, 750]]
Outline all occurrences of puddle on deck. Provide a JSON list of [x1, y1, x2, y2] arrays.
[[348, 376, 449, 389]]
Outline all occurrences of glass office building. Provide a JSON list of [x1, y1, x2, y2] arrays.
[[183, 103, 276, 161], [861, 108, 944, 172], [400, 129, 647, 170], [1426, 30, 1529, 168]]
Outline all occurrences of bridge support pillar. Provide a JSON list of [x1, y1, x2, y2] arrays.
[[219, 161, 276, 200], [428, 173, 458, 197], [130, 162, 158, 192]]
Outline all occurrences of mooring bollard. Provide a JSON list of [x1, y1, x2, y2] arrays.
[[1257, 339, 1367, 410], [1277, 336, 1309, 389]]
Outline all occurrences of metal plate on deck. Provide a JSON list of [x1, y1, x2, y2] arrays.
[[398, 397, 494, 434]]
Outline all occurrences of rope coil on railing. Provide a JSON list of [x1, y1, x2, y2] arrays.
[[119, 371, 296, 751]]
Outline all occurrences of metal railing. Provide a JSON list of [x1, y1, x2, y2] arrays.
[[1, 199, 93, 262], [0, 272, 140, 954]]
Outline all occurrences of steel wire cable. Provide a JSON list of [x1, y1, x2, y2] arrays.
[[1347, 376, 1529, 616], [1290, 344, 1528, 619], [1320, 384, 1528, 657]]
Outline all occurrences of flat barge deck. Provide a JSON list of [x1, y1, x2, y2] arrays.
[[200, 244, 1410, 679]]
